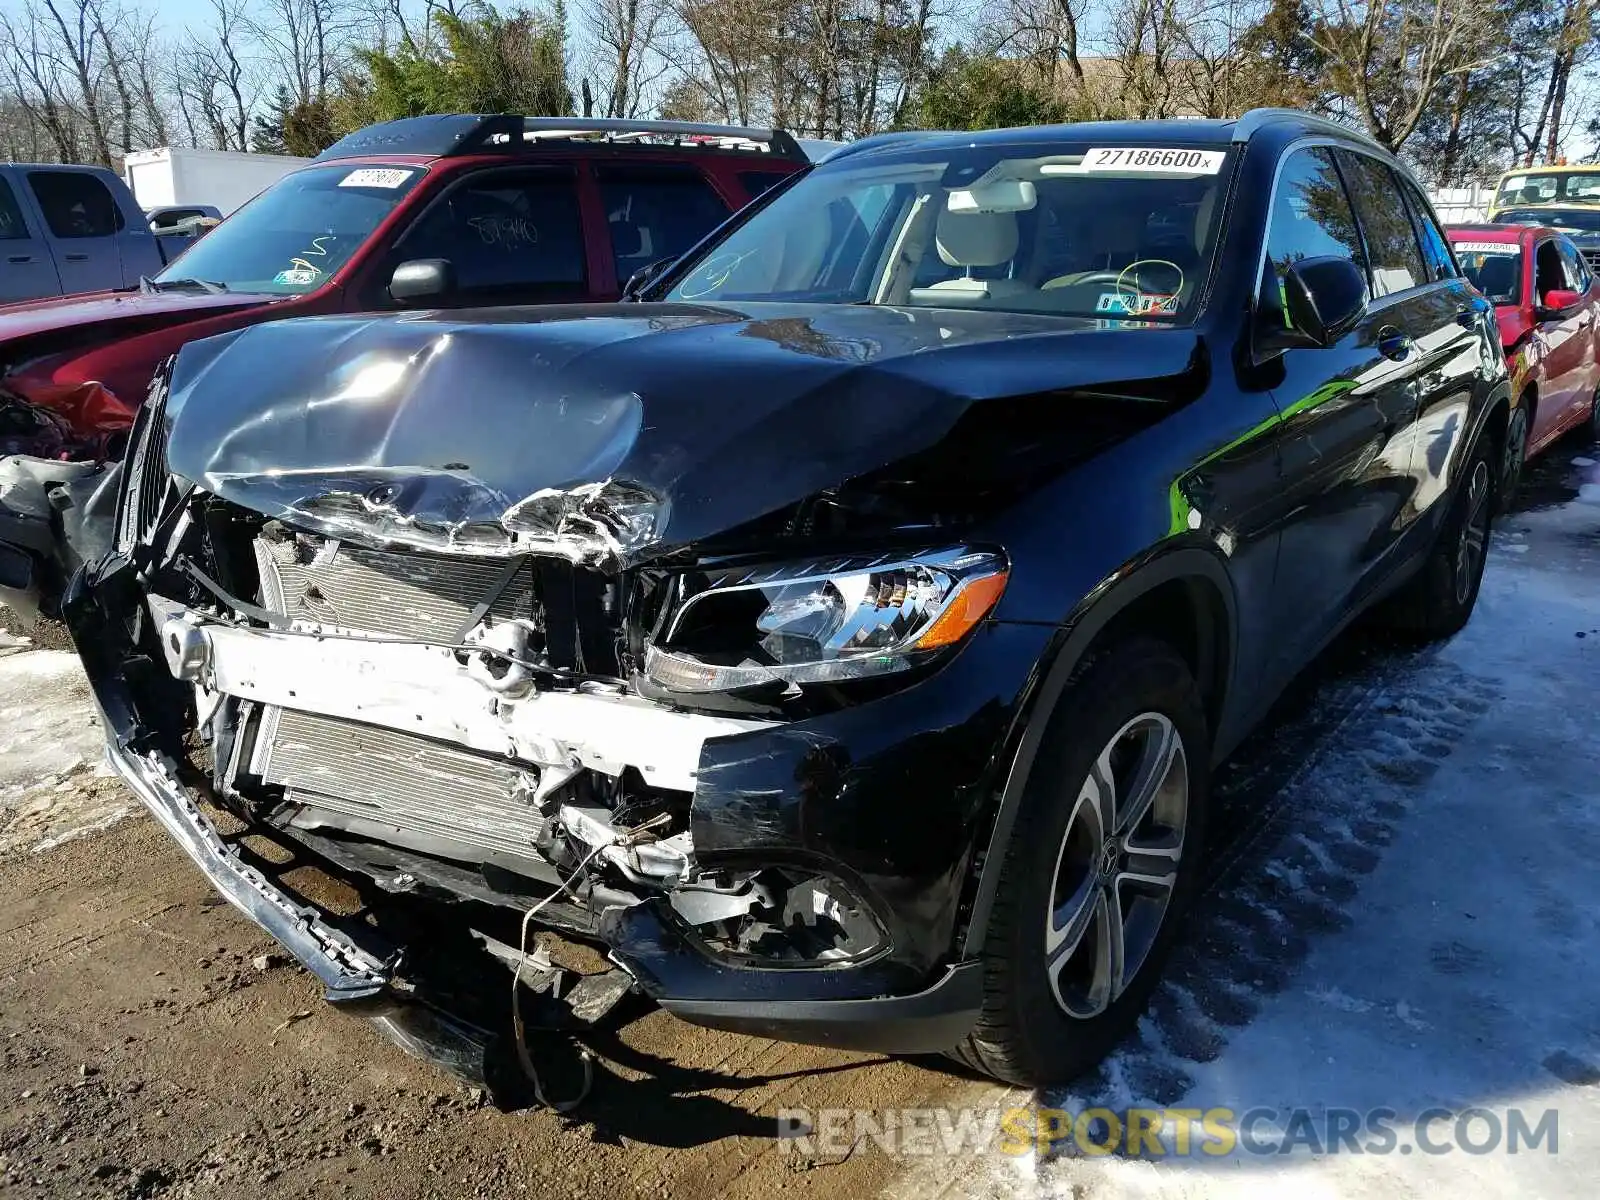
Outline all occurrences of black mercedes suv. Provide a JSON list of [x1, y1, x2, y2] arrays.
[[67, 108, 1509, 1093]]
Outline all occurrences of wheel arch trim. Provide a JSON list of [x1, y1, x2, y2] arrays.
[[958, 544, 1238, 959]]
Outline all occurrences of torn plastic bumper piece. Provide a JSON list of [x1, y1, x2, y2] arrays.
[[78, 618, 503, 1090], [601, 900, 984, 1055]]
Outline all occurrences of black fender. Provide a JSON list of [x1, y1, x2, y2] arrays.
[[958, 544, 1239, 958]]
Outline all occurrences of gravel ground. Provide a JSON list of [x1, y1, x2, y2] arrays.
[[1, 445, 1595, 1200]]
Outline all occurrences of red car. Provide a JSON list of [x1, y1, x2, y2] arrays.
[[1448, 223, 1600, 491], [0, 115, 807, 465], [0, 115, 807, 613]]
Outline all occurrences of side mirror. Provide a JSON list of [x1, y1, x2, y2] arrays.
[[1538, 287, 1581, 316], [389, 258, 456, 306], [621, 257, 673, 301], [1280, 256, 1368, 348]]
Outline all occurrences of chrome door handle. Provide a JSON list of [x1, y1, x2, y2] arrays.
[[1377, 326, 1413, 361]]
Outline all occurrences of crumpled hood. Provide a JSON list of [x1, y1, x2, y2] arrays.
[[163, 301, 1205, 565]]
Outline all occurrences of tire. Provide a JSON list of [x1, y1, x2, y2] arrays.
[[1384, 432, 1495, 640], [1588, 385, 1600, 445], [948, 637, 1210, 1085], [1499, 401, 1528, 514]]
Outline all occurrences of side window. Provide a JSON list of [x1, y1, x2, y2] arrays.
[[738, 171, 791, 199], [1262, 146, 1365, 322], [1534, 239, 1567, 301], [1400, 183, 1456, 281], [27, 171, 122, 238], [395, 169, 585, 300], [596, 165, 731, 285], [0, 177, 28, 240], [1556, 238, 1592, 293], [1334, 150, 1428, 297]]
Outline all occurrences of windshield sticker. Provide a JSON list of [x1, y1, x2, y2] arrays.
[[1096, 291, 1178, 315], [675, 248, 762, 299], [273, 267, 320, 286], [1066, 148, 1226, 175], [1453, 242, 1519, 255], [339, 168, 414, 189]]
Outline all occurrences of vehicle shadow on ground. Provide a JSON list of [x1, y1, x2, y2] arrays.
[[511, 996, 898, 1148]]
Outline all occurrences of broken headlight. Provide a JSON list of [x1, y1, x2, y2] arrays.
[[644, 547, 1007, 693]]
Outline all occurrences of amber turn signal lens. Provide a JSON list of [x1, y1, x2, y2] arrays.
[[912, 571, 1009, 651]]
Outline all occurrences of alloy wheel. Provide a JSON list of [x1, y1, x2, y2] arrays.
[[1454, 457, 1491, 606], [1045, 712, 1189, 1019]]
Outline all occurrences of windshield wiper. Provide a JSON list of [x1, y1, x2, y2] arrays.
[[139, 276, 229, 294]]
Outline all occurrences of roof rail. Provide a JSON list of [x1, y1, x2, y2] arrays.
[[314, 113, 809, 163], [1230, 108, 1374, 147]]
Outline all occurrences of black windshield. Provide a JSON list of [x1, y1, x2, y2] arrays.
[[665, 141, 1234, 322]]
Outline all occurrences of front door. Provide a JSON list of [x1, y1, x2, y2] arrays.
[[0, 173, 62, 301]]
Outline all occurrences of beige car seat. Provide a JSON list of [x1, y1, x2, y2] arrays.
[[907, 208, 1032, 305]]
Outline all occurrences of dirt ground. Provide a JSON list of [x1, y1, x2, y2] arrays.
[[0, 815, 1002, 1200]]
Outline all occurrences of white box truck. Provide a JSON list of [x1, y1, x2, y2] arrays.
[[123, 147, 312, 216]]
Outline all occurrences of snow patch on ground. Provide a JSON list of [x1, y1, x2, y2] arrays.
[[0, 650, 135, 856], [1023, 448, 1600, 1199]]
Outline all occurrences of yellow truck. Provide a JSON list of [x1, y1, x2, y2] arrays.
[[1488, 163, 1600, 220]]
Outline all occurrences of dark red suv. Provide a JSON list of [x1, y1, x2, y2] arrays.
[[0, 115, 808, 465]]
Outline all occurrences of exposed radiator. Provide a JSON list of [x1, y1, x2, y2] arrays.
[[253, 529, 537, 640], [255, 706, 547, 862]]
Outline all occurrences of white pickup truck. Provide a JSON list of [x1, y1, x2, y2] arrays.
[[0, 163, 169, 302]]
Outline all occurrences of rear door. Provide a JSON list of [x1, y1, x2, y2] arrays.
[[590, 163, 734, 296], [1334, 148, 1483, 542], [0, 170, 62, 301], [24, 169, 126, 295], [1261, 145, 1427, 673]]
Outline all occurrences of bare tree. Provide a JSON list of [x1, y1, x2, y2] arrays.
[[173, 0, 259, 150], [1305, 0, 1501, 151], [578, 0, 674, 116], [251, 0, 360, 105]]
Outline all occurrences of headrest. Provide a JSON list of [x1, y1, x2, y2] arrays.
[[936, 209, 1018, 268], [1474, 255, 1515, 292]]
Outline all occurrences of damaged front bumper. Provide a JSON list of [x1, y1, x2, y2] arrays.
[[73, 601, 509, 1089], [66, 546, 1029, 1073]]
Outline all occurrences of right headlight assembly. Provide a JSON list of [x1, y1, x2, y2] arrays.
[[643, 547, 1008, 694]]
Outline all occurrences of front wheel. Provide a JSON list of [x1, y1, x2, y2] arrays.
[[1587, 384, 1600, 445], [948, 638, 1209, 1085], [1384, 434, 1494, 640]]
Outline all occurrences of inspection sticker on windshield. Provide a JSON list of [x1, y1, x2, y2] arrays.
[[1073, 148, 1225, 174], [1453, 241, 1518, 255], [339, 168, 413, 189], [1096, 292, 1178, 314]]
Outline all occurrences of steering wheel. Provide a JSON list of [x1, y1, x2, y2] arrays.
[[1044, 269, 1136, 293]]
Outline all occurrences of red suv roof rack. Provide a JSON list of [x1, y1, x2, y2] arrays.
[[314, 114, 808, 164]]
